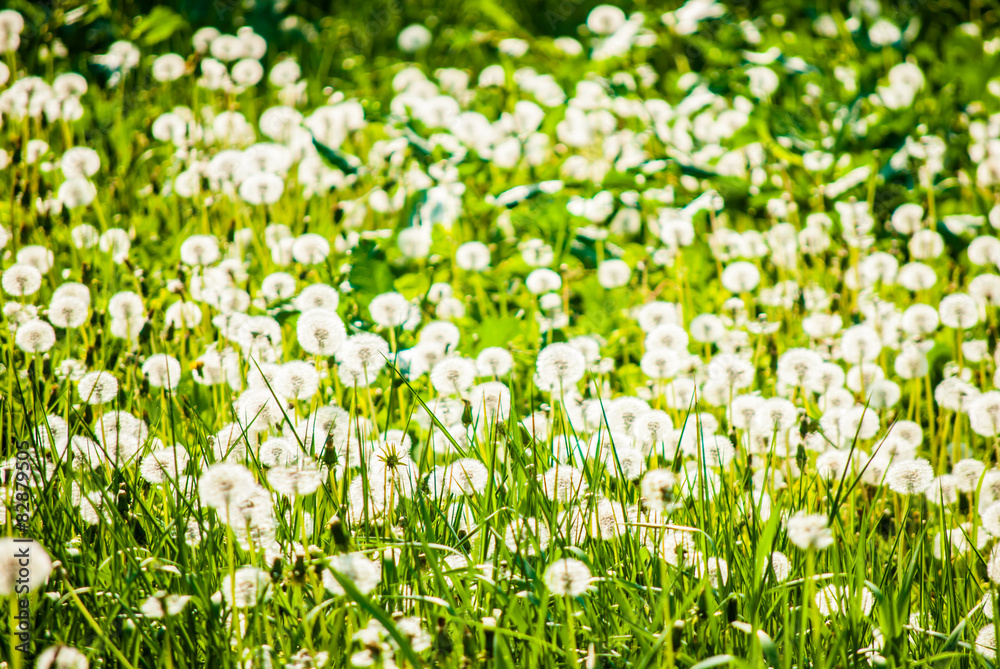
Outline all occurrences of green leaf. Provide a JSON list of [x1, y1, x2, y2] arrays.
[[475, 317, 525, 352], [394, 271, 430, 300], [691, 655, 737, 669], [132, 7, 186, 46], [401, 123, 432, 157], [473, 0, 520, 32], [493, 183, 547, 208], [569, 237, 599, 269], [348, 241, 395, 304], [936, 221, 969, 254], [88, 61, 121, 86], [757, 630, 779, 668], [325, 569, 424, 668], [936, 618, 965, 664], [311, 135, 361, 175]]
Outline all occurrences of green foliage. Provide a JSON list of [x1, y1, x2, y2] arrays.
[[131, 7, 187, 46], [3, 1, 1000, 669]]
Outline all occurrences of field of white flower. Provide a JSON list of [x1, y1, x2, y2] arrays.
[[3, 0, 1000, 666]]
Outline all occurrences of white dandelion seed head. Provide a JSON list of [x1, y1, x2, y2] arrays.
[[632, 410, 675, 451], [294, 283, 340, 312], [587, 498, 631, 540], [439, 458, 491, 497], [641, 468, 677, 513], [535, 343, 587, 391], [764, 551, 791, 582], [235, 387, 287, 432], [606, 445, 646, 480], [636, 301, 682, 332], [981, 501, 1000, 537], [987, 544, 1000, 583], [15, 319, 56, 353], [721, 260, 761, 293], [952, 458, 985, 492], [268, 463, 326, 497], [605, 396, 651, 434], [296, 308, 347, 357], [815, 584, 874, 618], [221, 566, 272, 608], [258, 436, 300, 468], [476, 346, 514, 377], [975, 625, 997, 660], [291, 233, 331, 265], [786, 512, 833, 551], [696, 555, 730, 588], [543, 558, 593, 596], [140, 593, 191, 620], [526, 268, 562, 294], [430, 355, 478, 395], [60, 147, 101, 180], [597, 258, 632, 289], [455, 241, 492, 271], [93, 411, 148, 464], [839, 324, 882, 364], [337, 333, 391, 377], [659, 529, 698, 566], [885, 458, 934, 495], [199, 462, 256, 511], [640, 348, 682, 380], [35, 645, 89, 669], [398, 24, 432, 52], [925, 474, 960, 505], [587, 4, 626, 34], [47, 295, 89, 328], [368, 292, 414, 328], [0, 538, 52, 595], [834, 405, 881, 444], [939, 293, 979, 329], [33, 415, 69, 458], [16, 245, 54, 273], [970, 391, 1000, 437], [418, 320, 461, 352], [108, 291, 145, 321], [1, 264, 43, 297], [504, 516, 551, 555], [645, 323, 689, 352], [139, 446, 190, 485], [142, 354, 182, 389], [469, 381, 512, 425], [275, 360, 320, 401], [324, 552, 382, 596], [752, 397, 799, 435], [238, 171, 284, 205], [539, 465, 589, 503], [179, 234, 220, 266]]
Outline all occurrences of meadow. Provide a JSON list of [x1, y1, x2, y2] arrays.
[[2, 0, 1000, 667]]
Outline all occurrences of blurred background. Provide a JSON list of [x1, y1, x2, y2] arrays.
[[3, 0, 994, 82]]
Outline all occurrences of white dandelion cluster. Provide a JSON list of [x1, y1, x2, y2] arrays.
[[5, 2, 1000, 665]]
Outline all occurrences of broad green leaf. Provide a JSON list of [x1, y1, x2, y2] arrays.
[[311, 135, 361, 175], [132, 7, 186, 46], [691, 654, 737, 669], [475, 317, 525, 352]]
